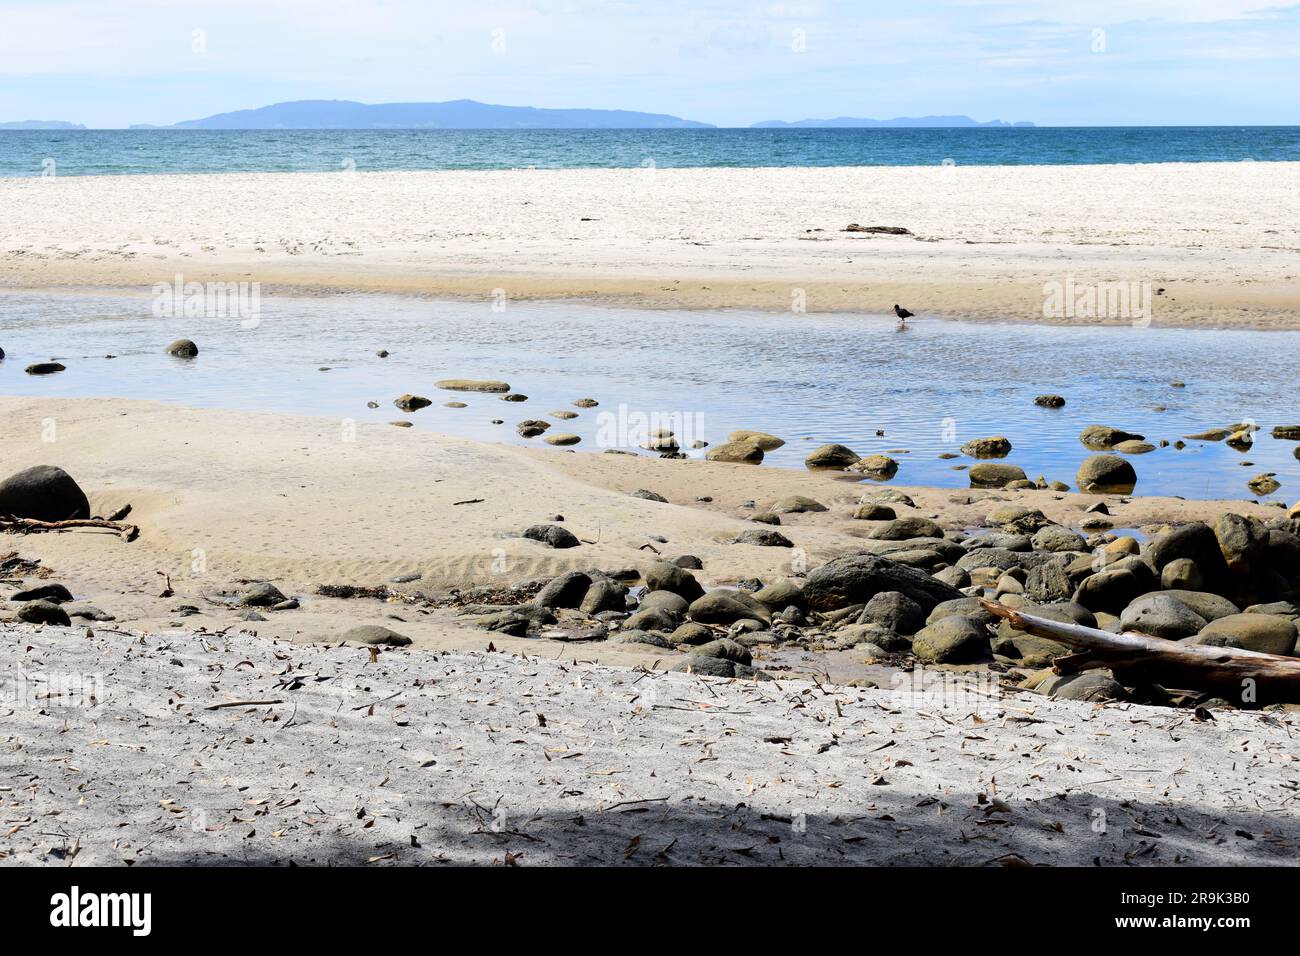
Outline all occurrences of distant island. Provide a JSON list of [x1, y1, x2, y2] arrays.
[[752, 116, 1034, 128], [0, 120, 86, 130], [133, 99, 714, 130]]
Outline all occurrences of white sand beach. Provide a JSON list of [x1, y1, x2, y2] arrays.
[[3, 163, 1299, 328]]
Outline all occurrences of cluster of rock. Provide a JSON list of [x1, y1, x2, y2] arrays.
[[465, 497, 1300, 702]]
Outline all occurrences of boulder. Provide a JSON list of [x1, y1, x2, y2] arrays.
[[544, 434, 580, 446], [865, 517, 944, 541], [1073, 568, 1147, 615], [579, 577, 626, 615], [752, 578, 806, 611], [1187, 613, 1297, 656], [630, 488, 668, 503], [854, 502, 896, 521], [516, 420, 550, 438], [692, 638, 753, 666], [911, 616, 990, 664], [1147, 523, 1231, 592], [960, 436, 1012, 458], [1080, 425, 1144, 450], [1034, 395, 1066, 408], [705, 441, 764, 464], [668, 622, 715, 646], [688, 589, 771, 626], [1039, 672, 1127, 702], [1025, 561, 1074, 603], [968, 463, 1027, 488], [1158, 589, 1240, 622], [1119, 593, 1208, 639], [25, 362, 65, 375], [733, 528, 793, 548], [237, 582, 287, 607], [522, 524, 580, 549], [1031, 525, 1088, 553], [11, 583, 73, 603], [765, 495, 827, 514], [394, 394, 432, 411], [342, 624, 412, 647], [802, 553, 965, 613], [804, 444, 860, 470], [535, 571, 594, 609], [165, 338, 199, 357], [859, 591, 924, 635], [0, 465, 90, 521], [643, 561, 705, 602], [639, 589, 690, 617], [1076, 455, 1137, 494], [1160, 558, 1203, 591], [849, 455, 899, 480], [728, 430, 785, 450], [17, 600, 71, 626]]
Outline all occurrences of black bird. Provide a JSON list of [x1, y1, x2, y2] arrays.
[[893, 304, 914, 320]]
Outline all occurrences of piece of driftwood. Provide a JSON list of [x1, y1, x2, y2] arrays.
[[981, 598, 1300, 702], [0, 515, 139, 542]]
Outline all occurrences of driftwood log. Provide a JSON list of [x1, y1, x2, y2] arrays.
[[0, 515, 139, 542], [981, 598, 1300, 704]]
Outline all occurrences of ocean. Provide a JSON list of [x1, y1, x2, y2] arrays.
[[2, 127, 1299, 177]]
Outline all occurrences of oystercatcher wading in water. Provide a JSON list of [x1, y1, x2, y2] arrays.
[[893, 303, 914, 330]]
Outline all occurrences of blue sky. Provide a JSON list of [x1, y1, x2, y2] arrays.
[[2, 0, 1298, 127]]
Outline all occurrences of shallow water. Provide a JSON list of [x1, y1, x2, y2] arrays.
[[1, 290, 1297, 502]]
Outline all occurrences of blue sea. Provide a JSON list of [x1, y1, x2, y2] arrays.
[[1, 127, 1299, 177]]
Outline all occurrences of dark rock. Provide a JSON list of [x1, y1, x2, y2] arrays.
[[1161, 558, 1203, 591], [237, 582, 287, 607], [1076, 454, 1137, 494], [630, 488, 668, 503], [25, 362, 66, 375], [535, 571, 593, 609], [1034, 395, 1066, 408], [1025, 561, 1074, 603], [688, 589, 771, 626], [11, 583, 73, 603], [692, 638, 752, 666], [1040, 672, 1127, 702], [802, 553, 964, 613], [1187, 613, 1296, 655], [643, 561, 705, 601], [579, 576, 627, 615], [1080, 425, 1144, 450], [968, 463, 1027, 488], [752, 578, 806, 611], [393, 394, 432, 411], [1073, 568, 1148, 615], [673, 555, 704, 570], [733, 528, 793, 547], [165, 338, 199, 357], [0, 465, 90, 521], [1147, 523, 1231, 592], [859, 591, 924, 634], [960, 436, 1012, 458], [705, 441, 764, 464], [866, 517, 944, 540], [668, 622, 715, 646], [765, 495, 827, 514], [1119, 593, 1207, 639], [523, 524, 580, 549], [17, 599, 70, 626], [804, 443, 860, 470], [1158, 589, 1240, 622], [854, 503, 896, 521]]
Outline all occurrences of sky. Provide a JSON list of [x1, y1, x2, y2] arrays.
[[1, 0, 1298, 127]]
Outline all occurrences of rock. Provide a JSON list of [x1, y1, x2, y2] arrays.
[[670, 656, 769, 680], [1080, 425, 1144, 450], [1034, 395, 1066, 408], [1184, 428, 1233, 441], [1272, 425, 1300, 440], [25, 362, 65, 375], [765, 495, 827, 514], [859, 591, 925, 634], [444, 401, 467, 408], [1113, 440, 1156, 455], [639, 590, 690, 618], [545, 433, 580, 446], [803, 553, 965, 613], [63, 602, 114, 621], [968, 463, 1027, 488], [435, 379, 511, 392], [668, 622, 714, 646], [390, 421, 413, 428], [688, 590, 771, 626], [733, 528, 793, 547], [728, 430, 785, 450], [692, 638, 753, 666], [1248, 473, 1281, 496], [1215, 513, 1269, 578], [932, 566, 971, 589], [630, 488, 668, 503], [622, 604, 679, 631], [854, 502, 896, 521], [1030, 525, 1086, 553], [1247, 601, 1300, 622], [1040, 672, 1127, 702], [960, 436, 1012, 458], [164, 338, 199, 357], [1076, 454, 1137, 494], [1119, 593, 1208, 639], [614, 629, 674, 648], [535, 571, 593, 609], [643, 561, 705, 601], [804, 444, 860, 470], [0, 465, 90, 521], [1158, 589, 1240, 622], [516, 420, 550, 438], [673, 555, 704, 570], [1025, 562, 1073, 603], [1147, 523, 1231, 592], [237, 582, 287, 607], [1073, 568, 1148, 615], [752, 579, 806, 611], [522, 524, 580, 549], [866, 517, 944, 540], [1188, 613, 1297, 656], [1161, 558, 1203, 591], [911, 616, 990, 663], [393, 394, 432, 411], [705, 441, 765, 464], [342, 624, 412, 647], [549, 410, 578, 420], [17, 600, 71, 626], [11, 583, 73, 603], [849, 455, 899, 480], [986, 506, 1053, 534]]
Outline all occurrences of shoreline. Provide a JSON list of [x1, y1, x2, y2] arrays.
[[3, 163, 1299, 330]]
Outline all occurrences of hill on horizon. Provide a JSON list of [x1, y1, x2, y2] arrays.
[[136, 99, 714, 130]]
